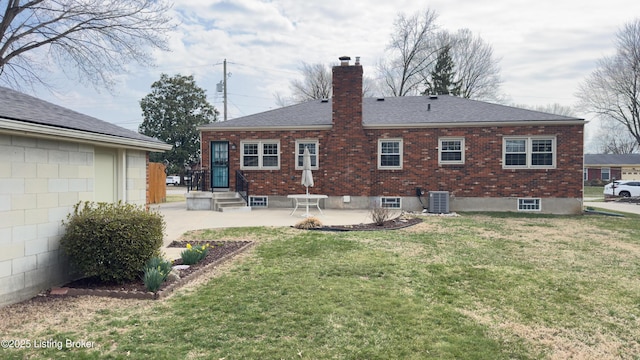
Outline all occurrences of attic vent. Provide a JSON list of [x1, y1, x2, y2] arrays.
[[428, 191, 449, 214], [377, 97, 385, 101], [429, 94, 438, 99], [320, 99, 329, 103]]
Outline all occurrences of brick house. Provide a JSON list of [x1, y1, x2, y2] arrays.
[[584, 154, 640, 184], [199, 56, 585, 214], [0, 86, 170, 306]]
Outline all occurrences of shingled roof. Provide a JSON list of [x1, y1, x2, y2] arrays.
[[585, 154, 640, 165], [0, 86, 165, 145], [200, 95, 583, 130]]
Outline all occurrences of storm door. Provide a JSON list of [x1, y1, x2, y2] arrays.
[[211, 141, 229, 188]]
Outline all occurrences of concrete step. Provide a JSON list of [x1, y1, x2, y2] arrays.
[[212, 191, 249, 212]]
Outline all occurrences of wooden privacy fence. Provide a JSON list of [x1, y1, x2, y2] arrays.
[[148, 162, 166, 204]]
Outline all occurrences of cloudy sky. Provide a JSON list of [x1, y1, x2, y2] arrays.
[[31, 0, 639, 145]]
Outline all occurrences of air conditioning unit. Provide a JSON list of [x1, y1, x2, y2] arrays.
[[428, 191, 449, 214]]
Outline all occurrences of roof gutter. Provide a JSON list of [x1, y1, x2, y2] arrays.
[[198, 124, 332, 132], [364, 119, 586, 129], [0, 118, 172, 152]]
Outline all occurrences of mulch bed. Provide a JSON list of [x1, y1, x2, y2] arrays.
[[44, 217, 422, 301], [49, 241, 253, 300], [614, 196, 640, 204], [315, 216, 423, 231]]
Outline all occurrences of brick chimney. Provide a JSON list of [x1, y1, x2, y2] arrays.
[[324, 56, 371, 199], [331, 56, 363, 130]]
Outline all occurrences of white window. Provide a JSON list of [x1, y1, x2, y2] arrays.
[[295, 140, 319, 170], [518, 198, 541, 211], [601, 167, 610, 181], [241, 140, 280, 170], [249, 196, 268, 207], [381, 197, 401, 208], [378, 139, 403, 169], [503, 137, 556, 169], [439, 138, 465, 164]]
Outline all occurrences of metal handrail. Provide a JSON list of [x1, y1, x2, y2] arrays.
[[235, 170, 249, 204], [187, 170, 209, 192]]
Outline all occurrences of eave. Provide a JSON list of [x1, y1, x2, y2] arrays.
[[0, 118, 172, 152]]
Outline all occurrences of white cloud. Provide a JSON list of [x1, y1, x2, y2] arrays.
[[27, 0, 640, 132]]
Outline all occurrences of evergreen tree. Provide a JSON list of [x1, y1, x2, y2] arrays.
[[139, 74, 218, 175], [423, 45, 461, 96]]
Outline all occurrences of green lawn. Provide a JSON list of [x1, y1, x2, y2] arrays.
[[2, 214, 640, 359], [584, 185, 605, 199]]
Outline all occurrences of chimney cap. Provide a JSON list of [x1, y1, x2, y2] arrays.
[[339, 56, 351, 66]]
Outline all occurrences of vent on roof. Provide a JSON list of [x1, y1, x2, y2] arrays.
[[320, 99, 329, 103], [377, 97, 385, 101]]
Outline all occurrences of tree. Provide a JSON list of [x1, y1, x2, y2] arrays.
[[139, 74, 218, 175], [513, 103, 577, 117], [423, 44, 460, 96], [287, 62, 333, 104], [592, 119, 639, 154], [577, 18, 640, 150], [378, 9, 440, 96], [275, 61, 375, 106], [448, 28, 503, 101], [0, 0, 173, 91]]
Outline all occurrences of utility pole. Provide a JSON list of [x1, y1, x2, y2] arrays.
[[223, 59, 227, 121]]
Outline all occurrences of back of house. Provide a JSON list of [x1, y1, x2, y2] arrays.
[[199, 56, 585, 215]]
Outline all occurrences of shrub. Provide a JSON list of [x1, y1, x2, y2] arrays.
[[294, 217, 323, 229], [60, 201, 165, 283], [181, 243, 211, 265], [143, 267, 166, 292], [370, 205, 393, 226]]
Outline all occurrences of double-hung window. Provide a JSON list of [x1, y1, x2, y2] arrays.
[[241, 140, 280, 170], [295, 140, 319, 170], [378, 139, 403, 169], [503, 137, 556, 169], [439, 138, 465, 164]]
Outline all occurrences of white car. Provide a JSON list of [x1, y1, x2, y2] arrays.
[[603, 180, 640, 197], [166, 175, 180, 186]]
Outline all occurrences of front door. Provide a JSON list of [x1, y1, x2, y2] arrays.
[[211, 141, 229, 188]]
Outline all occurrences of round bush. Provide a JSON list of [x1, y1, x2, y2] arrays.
[[60, 201, 165, 283]]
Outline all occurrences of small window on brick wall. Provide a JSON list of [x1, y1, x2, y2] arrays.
[[381, 197, 401, 208], [518, 198, 541, 211], [378, 139, 403, 169], [249, 196, 268, 207], [439, 137, 465, 164]]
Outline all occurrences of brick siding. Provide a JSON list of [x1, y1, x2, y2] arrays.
[[200, 60, 583, 200]]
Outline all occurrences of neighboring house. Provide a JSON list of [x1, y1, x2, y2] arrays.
[[199, 56, 585, 215], [584, 154, 640, 183], [0, 86, 171, 306]]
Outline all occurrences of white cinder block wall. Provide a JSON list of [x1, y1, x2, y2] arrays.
[[0, 134, 149, 306]]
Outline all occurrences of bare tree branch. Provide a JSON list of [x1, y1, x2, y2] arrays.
[[0, 0, 174, 91], [377, 9, 440, 96], [448, 28, 503, 101], [577, 18, 640, 149]]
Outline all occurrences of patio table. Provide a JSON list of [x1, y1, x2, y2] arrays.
[[287, 194, 328, 216]]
